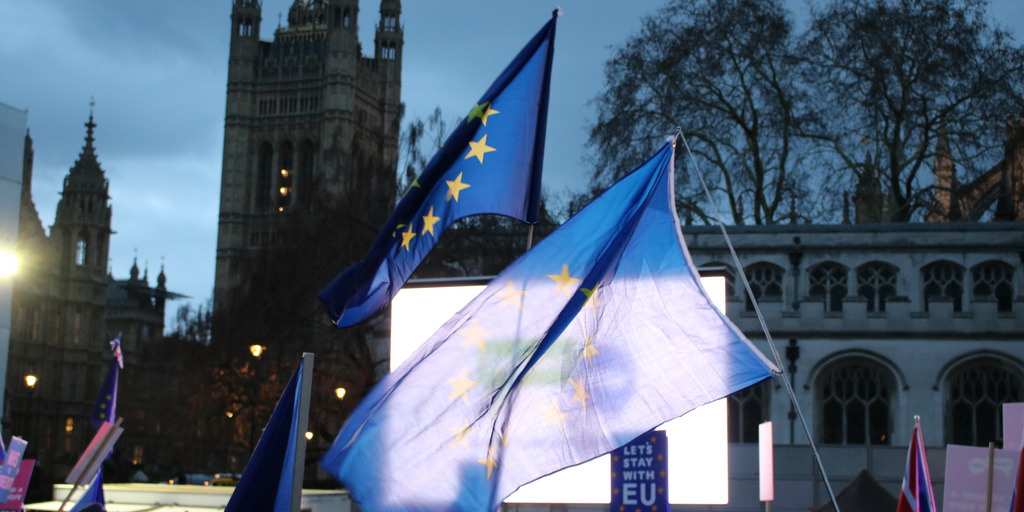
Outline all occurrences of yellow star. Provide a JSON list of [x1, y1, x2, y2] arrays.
[[457, 319, 491, 351], [542, 398, 569, 433], [466, 102, 489, 123], [446, 172, 471, 202], [477, 444, 499, 479], [501, 424, 514, 446], [495, 280, 526, 309], [464, 134, 496, 164], [400, 224, 416, 251], [450, 420, 473, 450], [581, 336, 599, 366], [570, 376, 590, 413], [581, 282, 601, 312], [546, 264, 580, 297], [480, 105, 499, 126], [446, 368, 477, 403], [421, 206, 441, 236]]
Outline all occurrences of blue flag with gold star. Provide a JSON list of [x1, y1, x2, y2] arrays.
[[319, 14, 557, 328], [320, 141, 777, 512], [89, 342, 119, 432]]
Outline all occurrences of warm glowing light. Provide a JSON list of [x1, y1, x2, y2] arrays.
[[280, 169, 290, 177], [25, 375, 37, 389], [279, 187, 289, 196], [335, 387, 346, 400], [305, 431, 314, 440], [278, 207, 284, 212], [225, 411, 234, 419], [0, 250, 18, 277], [249, 345, 265, 358]]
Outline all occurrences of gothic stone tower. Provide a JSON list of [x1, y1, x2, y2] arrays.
[[214, 0, 403, 309]]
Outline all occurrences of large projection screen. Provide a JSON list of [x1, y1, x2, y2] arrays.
[[391, 276, 730, 505]]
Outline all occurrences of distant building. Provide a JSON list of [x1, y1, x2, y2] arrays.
[[5, 112, 178, 491], [213, 0, 404, 310]]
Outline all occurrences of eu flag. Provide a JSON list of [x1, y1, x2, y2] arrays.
[[89, 354, 118, 432], [319, 14, 557, 327], [321, 141, 777, 512]]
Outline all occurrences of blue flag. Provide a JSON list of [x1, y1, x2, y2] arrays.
[[321, 142, 777, 512], [319, 15, 557, 327], [69, 468, 104, 512], [89, 353, 119, 432], [225, 359, 304, 512]]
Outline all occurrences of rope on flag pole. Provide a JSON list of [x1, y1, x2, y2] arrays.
[[675, 128, 842, 512]]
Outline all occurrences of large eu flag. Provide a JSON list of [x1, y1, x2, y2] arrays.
[[88, 353, 119, 432], [321, 141, 777, 512], [319, 15, 557, 327]]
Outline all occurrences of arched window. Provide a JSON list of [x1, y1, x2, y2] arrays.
[[922, 260, 965, 312], [744, 262, 784, 312], [945, 358, 1023, 446], [278, 142, 294, 211], [75, 234, 88, 266], [808, 262, 848, 313], [971, 261, 1015, 312], [256, 142, 273, 211], [817, 358, 894, 445], [857, 261, 897, 313], [298, 140, 315, 207], [727, 381, 770, 443]]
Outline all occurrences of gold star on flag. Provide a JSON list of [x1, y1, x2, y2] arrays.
[[501, 424, 514, 446], [581, 282, 601, 312], [446, 172, 471, 202], [421, 206, 441, 236], [480, 105, 499, 126], [570, 376, 590, 413], [450, 420, 473, 450], [477, 444, 499, 479], [495, 280, 526, 309], [400, 224, 416, 251], [542, 398, 569, 433], [546, 263, 580, 297], [465, 134, 496, 164], [466, 102, 489, 124], [457, 319, 491, 351], [582, 336, 599, 366], [446, 368, 477, 403]]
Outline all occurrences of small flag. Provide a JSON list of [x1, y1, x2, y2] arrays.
[[69, 468, 104, 512], [225, 358, 306, 512], [110, 333, 123, 369], [88, 356, 118, 432], [897, 417, 938, 512], [321, 141, 777, 512], [319, 13, 557, 327]]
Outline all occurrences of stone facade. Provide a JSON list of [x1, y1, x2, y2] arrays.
[[213, 0, 404, 309]]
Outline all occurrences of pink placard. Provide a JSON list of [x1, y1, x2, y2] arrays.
[[0, 459, 35, 510], [1003, 403, 1024, 452], [943, 444, 1019, 512]]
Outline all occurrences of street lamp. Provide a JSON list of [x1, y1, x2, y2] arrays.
[[24, 375, 36, 389], [249, 345, 265, 358], [335, 387, 346, 400]]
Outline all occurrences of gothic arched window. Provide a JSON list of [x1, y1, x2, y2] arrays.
[[727, 381, 771, 443], [256, 142, 273, 211], [298, 140, 315, 207], [971, 261, 1015, 312], [946, 358, 1023, 446], [743, 262, 784, 312], [817, 358, 894, 445], [278, 142, 294, 211], [857, 261, 897, 313], [75, 234, 88, 266], [922, 260, 965, 312], [809, 262, 848, 313]]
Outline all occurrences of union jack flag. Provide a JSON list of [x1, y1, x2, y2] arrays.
[[110, 333, 123, 369], [897, 417, 937, 512]]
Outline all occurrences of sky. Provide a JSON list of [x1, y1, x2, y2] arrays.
[[1, 0, 1021, 332]]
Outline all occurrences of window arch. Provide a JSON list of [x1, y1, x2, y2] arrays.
[[922, 260, 965, 312], [256, 142, 273, 211], [808, 261, 848, 313], [971, 261, 1015, 312], [75, 233, 88, 266], [944, 356, 1023, 446], [298, 139, 316, 207], [743, 262, 784, 311], [857, 261, 898, 313], [816, 357, 895, 445], [727, 381, 771, 443]]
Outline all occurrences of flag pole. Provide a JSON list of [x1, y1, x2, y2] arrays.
[[987, 441, 995, 512], [289, 352, 315, 512], [677, 129, 842, 512]]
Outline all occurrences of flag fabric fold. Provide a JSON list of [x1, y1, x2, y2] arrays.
[[224, 359, 305, 512], [321, 141, 777, 512], [89, 337, 120, 432], [897, 418, 938, 512], [318, 15, 557, 327]]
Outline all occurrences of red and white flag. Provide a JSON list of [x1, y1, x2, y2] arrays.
[[897, 417, 937, 512]]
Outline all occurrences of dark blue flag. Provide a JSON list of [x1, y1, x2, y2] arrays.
[[225, 359, 305, 512], [319, 14, 557, 327], [321, 141, 777, 512], [88, 354, 118, 432]]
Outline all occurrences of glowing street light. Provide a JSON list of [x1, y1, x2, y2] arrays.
[[249, 345, 265, 358], [335, 387, 346, 400], [305, 431, 314, 441], [24, 374, 36, 389], [0, 249, 17, 277]]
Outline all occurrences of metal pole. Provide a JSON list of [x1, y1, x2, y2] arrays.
[[289, 353, 315, 512]]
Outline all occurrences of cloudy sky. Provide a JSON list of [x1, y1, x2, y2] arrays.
[[1, 0, 1020, 331]]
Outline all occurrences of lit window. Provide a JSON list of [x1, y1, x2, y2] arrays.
[[281, 169, 289, 178], [279, 187, 289, 196]]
